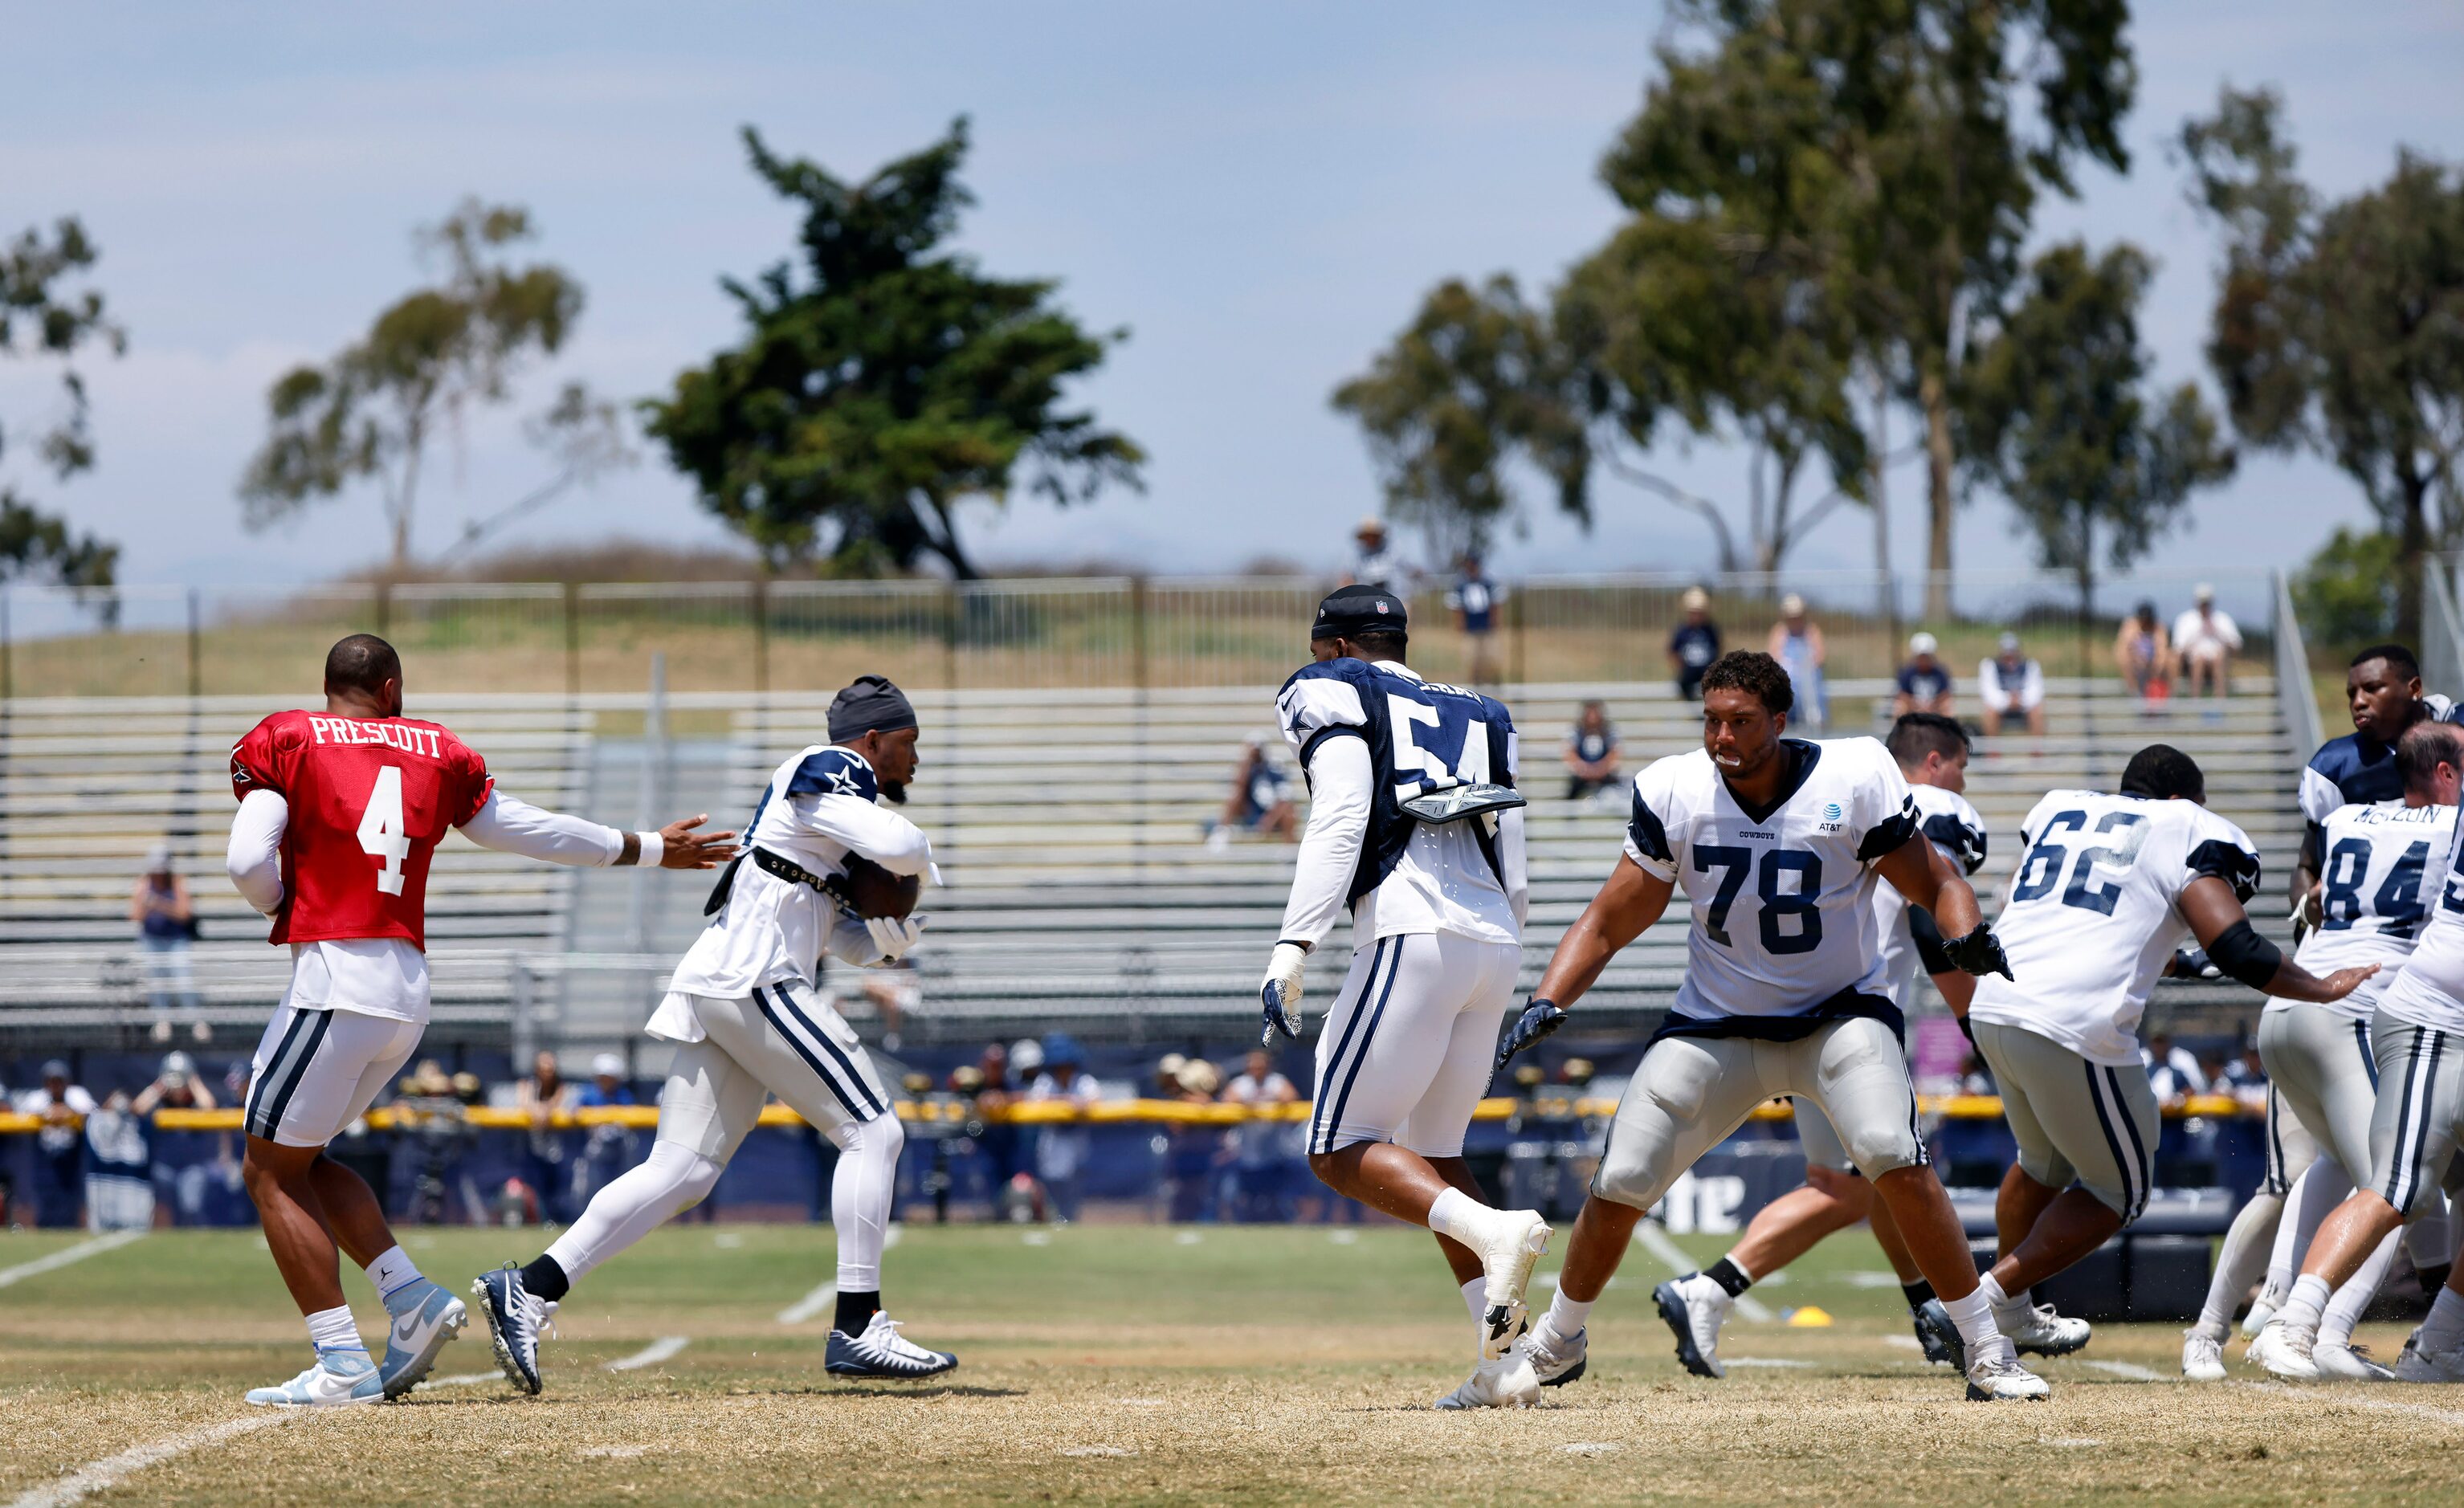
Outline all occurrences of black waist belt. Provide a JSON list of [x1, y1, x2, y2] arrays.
[[703, 846, 839, 916]]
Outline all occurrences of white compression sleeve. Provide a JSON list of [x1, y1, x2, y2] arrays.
[[458, 789, 628, 866], [827, 1113, 906, 1291], [2197, 1191, 2283, 1334], [543, 1140, 724, 1286], [1277, 736, 1372, 948], [793, 792, 933, 876], [2405, 1192, 2450, 1270], [2270, 1161, 2352, 1297], [2321, 1226, 2405, 1347], [226, 789, 289, 915]]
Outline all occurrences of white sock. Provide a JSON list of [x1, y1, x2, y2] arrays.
[[2421, 1286, 2464, 1350], [2277, 1273, 2333, 1335], [1978, 1272, 2026, 1315], [2321, 1227, 2404, 1347], [1939, 1286, 2001, 1353], [365, 1244, 423, 1302], [830, 1115, 905, 1291], [305, 1303, 363, 1354], [545, 1139, 724, 1286], [1544, 1290, 1596, 1339], [1427, 1187, 1495, 1248], [1460, 1278, 1487, 1325], [2198, 1192, 2282, 1334]]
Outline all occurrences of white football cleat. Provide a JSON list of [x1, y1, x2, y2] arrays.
[[1964, 1335, 2052, 1402], [377, 1278, 467, 1400], [2248, 1318, 2322, 1381], [1653, 1274, 1733, 1380], [245, 1347, 384, 1408], [1471, 1210, 1552, 1360], [2180, 1325, 2228, 1382], [2242, 1282, 2284, 1338], [2394, 1330, 2464, 1384], [1433, 1354, 1540, 1410], [2313, 1340, 2395, 1382], [1997, 1302, 2091, 1357], [1522, 1315, 1589, 1388], [826, 1312, 957, 1380]]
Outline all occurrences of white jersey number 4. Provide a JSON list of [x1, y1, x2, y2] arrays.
[[357, 764, 410, 895]]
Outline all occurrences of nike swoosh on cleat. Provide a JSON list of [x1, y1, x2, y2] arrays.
[[394, 1312, 424, 1343]]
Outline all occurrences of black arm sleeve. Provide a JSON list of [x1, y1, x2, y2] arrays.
[[1907, 905, 1956, 976], [2205, 919, 2284, 992]]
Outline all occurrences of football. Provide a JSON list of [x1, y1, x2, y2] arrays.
[[831, 854, 922, 919]]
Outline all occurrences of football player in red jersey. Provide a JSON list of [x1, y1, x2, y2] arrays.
[[224, 634, 736, 1407]]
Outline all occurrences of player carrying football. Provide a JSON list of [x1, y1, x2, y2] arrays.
[[1258, 585, 1555, 1409], [226, 634, 734, 1407], [475, 674, 954, 1392], [1499, 650, 2049, 1402]]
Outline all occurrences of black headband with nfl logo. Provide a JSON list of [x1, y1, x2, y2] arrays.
[[1312, 584, 1409, 641]]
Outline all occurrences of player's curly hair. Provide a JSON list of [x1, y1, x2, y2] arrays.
[[2119, 744, 2205, 802], [1699, 650, 1794, 716]]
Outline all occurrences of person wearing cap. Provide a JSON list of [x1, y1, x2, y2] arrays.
[[1978, 632, 2047, 736], [2172, 584, 2242, 698], [1346, 517, 1414, 595], [1262, 582, 1553, 1409], [1766, 593, 1827, 731], [135, 1050, 226, 1225], [20, 1060, 96, 1227], [478, 674, 957, 1392], [1892, 632, 1954, 718], [1668, 587, 1722, 701], [1446, 552, 1507, 688], [130, 840, 204, 1045], [1026, 1034, 1101, 1223], [572, 1053, 642, 1204]]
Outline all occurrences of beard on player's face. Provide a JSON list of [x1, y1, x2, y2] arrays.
[[879, 779, 908, 805]]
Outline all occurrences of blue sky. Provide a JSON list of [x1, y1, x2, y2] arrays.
[[2, 2, 2459, 592]]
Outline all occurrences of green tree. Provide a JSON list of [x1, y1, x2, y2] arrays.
[[1, 217, 121, 588], [1958, 241, 2234, 615], [2180, 84, 2464, 636], [644, 123, 1142, 578], [1329, 275, 1588, 567], [239, 200, 594, 570], [2295, 525, 2405, 649]]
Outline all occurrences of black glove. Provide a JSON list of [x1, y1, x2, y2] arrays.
[[2172, 946, 2222, 980], [1954, 1012, 1977, 1047], [1941, 924, 2013, 980], [1495, 998, 1569, 1071]]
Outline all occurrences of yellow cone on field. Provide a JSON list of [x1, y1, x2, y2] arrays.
[[1785, 1306, 1834, 1328]]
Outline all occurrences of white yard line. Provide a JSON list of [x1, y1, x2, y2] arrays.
[[1630, 1221, 1774, 1322], [421, 1371, 502, 1388], [2243, 1380, 2464, 1427], [604, 1335, 689, 1372], [0, 1230, 145, 1290], [2083, 1359, 2166, 1382], [1724, 1357, 1817, 1368], [7, 1414, 285, 1508], [777, 1282, 836, 1325], [1882, 1334, 1923, 1351]]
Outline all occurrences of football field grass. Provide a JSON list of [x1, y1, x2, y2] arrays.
[[3, 1221, 2459, 1506]]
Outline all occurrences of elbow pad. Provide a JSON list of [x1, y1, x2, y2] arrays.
[[2205, 919, 2282, 992]]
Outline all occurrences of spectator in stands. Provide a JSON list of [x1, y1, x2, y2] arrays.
[[514, 1050, 577, 1222], [2220, 1043, 2270, 1112], [1561, 700, 1622, 802], [1893, 632, 1954, 717], [956, 1044, 1027, 1221], [1345, 518, 1412, 594], [19, 1060, 96, 1228], [2172, 583, 2242, 698], [1957, 1051, 1997, 1098], [1668, 586, 1722, 701], [2145, 1032, 2209, 1104], [573, 1051, 642, 1205], [1447, 552, 1507, 687], [2114, 601, 2171, 704], [1207, 735, 1299, 851], [1767, 593, 1828, 731], [129, 842, 205, 1045], [133, 1049, 218, 1115], [1027, 1034, 1100, 1223], [1978, 631, 2047, 736], [1222, 1048, 1303, 1222], [1162, 1057, 1222, 1222]]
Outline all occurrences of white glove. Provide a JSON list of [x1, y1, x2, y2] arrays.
[[1260, 941, 1309, 1045], [864, 915, 925, 962]]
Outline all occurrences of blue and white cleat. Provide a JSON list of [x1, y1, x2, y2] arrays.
[[1521, 1315, 1589, 1388], [1654, 1274, 1732, 1379], [377, 1278, 468, 1400], [825, 1312, 957, 1380], [246, 1347, 384, 1408], [472, 1265, 557, 1396]]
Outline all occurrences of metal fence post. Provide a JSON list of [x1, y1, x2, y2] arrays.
[[1, 587, 11, 703], [752, 576, 769, 696], [1510, 581, 1528, 688], [374, 580, 390, 638], [564, 581, 581, 699], [186, 588, 202, 698], [511, 960, 536, 1066]]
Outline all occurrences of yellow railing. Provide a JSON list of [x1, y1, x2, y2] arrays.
[[0, 1094, 2257, 1136]]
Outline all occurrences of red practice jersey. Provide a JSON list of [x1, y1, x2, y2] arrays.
[[229, 709, 493, 949]]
